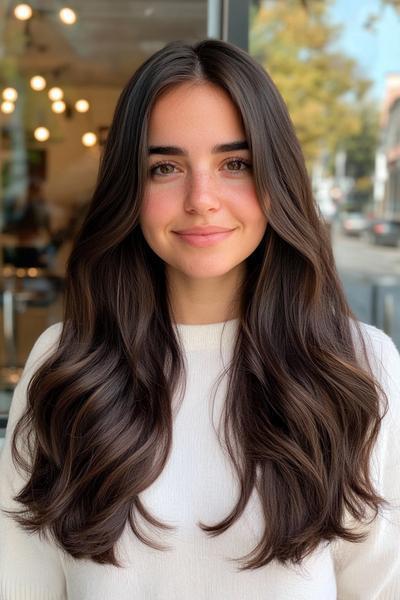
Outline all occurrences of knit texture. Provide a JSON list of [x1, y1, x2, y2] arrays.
[[1, 319, 399, 599]]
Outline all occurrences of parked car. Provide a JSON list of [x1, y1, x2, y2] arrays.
[[340, 211, 369, 237], [365, 218, 400, 247]]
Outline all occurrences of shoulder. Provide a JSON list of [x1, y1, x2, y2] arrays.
[[351, 320, 400, 460], [350, 319, 400, 428], [1, 322, 64, 481], [351, 318, 394, 350], [23, 322, 63, 378], [6, 323, 64, 431], [32, 321, 63, 352], [349, 319, 400, 384]]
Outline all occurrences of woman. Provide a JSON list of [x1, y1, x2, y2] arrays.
[[1, 39, 399, 599]]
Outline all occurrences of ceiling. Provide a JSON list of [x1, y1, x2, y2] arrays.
[[2, 0, 208, 87]]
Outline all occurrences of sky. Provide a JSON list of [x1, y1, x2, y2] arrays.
[[329, 0, 400, 102]]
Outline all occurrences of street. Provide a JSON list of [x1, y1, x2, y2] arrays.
[[328, 222, 400, 345], [332, 223, 400, 278]]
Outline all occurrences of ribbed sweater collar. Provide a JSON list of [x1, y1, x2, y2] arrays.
[[173, 318, 239, 351]]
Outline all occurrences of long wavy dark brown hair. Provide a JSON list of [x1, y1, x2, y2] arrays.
[[6, 39, 388, 571]]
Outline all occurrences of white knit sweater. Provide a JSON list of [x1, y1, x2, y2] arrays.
[[1, 319, 400, 599]]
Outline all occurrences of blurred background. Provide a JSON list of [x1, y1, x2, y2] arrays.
[[1, 0, 400, 439]]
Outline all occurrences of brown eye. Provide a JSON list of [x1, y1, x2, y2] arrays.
[[150, 162, 176, 176], [224, 158, 251, 172], [228, 160, 243, 170]]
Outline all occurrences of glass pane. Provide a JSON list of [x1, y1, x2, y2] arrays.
[[249, 0, 400, 346], [0, 0, 207, 433]]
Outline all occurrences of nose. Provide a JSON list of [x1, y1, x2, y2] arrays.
[[184, 171, 221, 215]]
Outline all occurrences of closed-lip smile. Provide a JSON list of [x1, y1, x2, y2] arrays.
[[174, 226, 235, 235]]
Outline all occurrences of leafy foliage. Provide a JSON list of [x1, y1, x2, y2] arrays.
[[250, 0, 372, 165]]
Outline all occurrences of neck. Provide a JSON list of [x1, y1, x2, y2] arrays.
[[167, 265, 243, 325]]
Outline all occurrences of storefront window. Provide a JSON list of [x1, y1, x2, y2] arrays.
[[0, 0, 207, 435]]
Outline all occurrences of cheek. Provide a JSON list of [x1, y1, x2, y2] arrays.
[[140, 190, 174, 233], [252, 201, 268, 229], [231, 186, 267, 228]]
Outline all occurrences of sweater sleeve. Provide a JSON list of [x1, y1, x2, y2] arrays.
[[332, 325, 400, 599], [0, 323, 67, 600]]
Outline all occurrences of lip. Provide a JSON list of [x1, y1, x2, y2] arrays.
[[173, 229, 235, 247], [174, 226, 235, 235]]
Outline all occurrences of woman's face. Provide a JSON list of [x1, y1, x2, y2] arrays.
[[139, 81, 268, 282]]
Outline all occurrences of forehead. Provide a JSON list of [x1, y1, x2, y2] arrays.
[[147, 81, 246, 142]]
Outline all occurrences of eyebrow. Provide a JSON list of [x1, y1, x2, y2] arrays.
[[147, 140, 249, 156]]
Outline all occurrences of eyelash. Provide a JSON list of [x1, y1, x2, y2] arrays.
[[148, 157, 252, 177]]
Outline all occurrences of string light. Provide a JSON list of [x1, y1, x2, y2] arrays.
[[14, 4, 77, 25], [75, 99, 90, 113], [14, 3, 33, 20], [34, 127, 50, 141], [82, 132, 97, 147], [51, 100, 66, 113], [1, 101, 15, 114], [59, 7, 77, 24], [30, 75, 46, 90], [48, 87, 64, 101], [2, 88, 18, 102]]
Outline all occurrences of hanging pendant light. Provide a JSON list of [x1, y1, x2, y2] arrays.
[[1, 101, 15, 114], [2, 88, 18, 102], [34, 127, 50, 141], [30, 75, 46, 91], [48, 86, 64, 101], [51, 100, 66, 113], [59, 7, 77, 24], [82, 132, 97, 147], [75, 99, 90, 113], [14, 3, 33, 20]]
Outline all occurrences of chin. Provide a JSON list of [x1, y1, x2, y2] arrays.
[[184, 265, 241, 279]]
